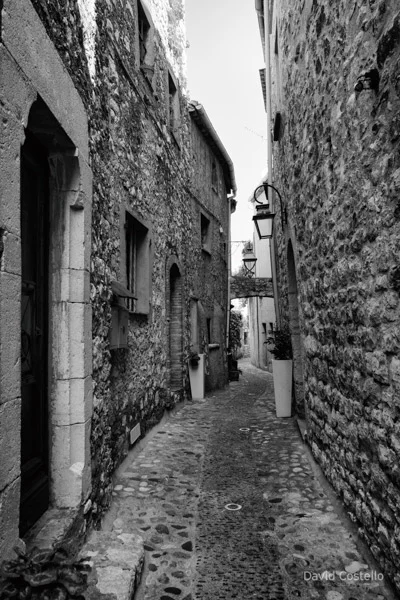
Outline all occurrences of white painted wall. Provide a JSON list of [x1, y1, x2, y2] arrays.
[[248, 225, 276, 369]]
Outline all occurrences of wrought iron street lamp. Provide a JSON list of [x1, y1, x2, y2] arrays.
[[252, 182, 287, 239], [242, 248, 257, 277]]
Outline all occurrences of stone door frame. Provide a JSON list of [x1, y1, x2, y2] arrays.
[[0, 0, 92, 553]]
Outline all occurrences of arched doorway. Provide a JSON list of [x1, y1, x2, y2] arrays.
[[287, 241, 305, 418], [20, 126, 50, 534], [18, 98, 92, 535], [169, 264, 183, 391]]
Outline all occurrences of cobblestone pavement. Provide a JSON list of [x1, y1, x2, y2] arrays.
[[102, 359, 394, 600]]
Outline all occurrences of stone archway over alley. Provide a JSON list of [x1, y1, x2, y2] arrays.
[[230, 275, 274, 299]]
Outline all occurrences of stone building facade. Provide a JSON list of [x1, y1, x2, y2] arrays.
[[1, 0, 93, 556], [0, 0, 235, 558], [258, 0, 400, 591], [189, 101, 235, 393]]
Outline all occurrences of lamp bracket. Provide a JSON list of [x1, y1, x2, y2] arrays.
[[254, 182, 287, 228]]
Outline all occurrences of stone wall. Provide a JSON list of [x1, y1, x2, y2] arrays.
[[189, 114, 231, 392], [1, 0, 93, 554], [230, 276, 273, 299], [270, 0, 400, 590], [88, 0, 194, 520], [15, 0, 232, 535]]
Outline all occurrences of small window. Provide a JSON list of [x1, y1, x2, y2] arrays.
[[206, 318, 211, 343], [137, 0, 155, 85], [168, 72, 180, 139], [201, 213, 211, 253], [138, 1, 150, 66], [124, 211, 151, 314]]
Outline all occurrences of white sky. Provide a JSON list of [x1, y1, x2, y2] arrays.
[[185, 0, 267, 272]]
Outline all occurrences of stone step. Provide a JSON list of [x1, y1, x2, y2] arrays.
[[24, 507, 84, 556], [81, 530, 144, 600]]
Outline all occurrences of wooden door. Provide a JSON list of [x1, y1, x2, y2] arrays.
[[169, 265, 183, 391], [20, 132, 50, 535]]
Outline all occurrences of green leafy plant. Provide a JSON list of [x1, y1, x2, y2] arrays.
[[188, 351, 200, 366], [229, 310, 243, 360], [0, 546, 91, 599], [266, 325, 293, 360]]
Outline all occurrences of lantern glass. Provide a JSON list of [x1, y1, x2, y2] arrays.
[[253, 204, 275, 239], [242, 251, 257, 274]]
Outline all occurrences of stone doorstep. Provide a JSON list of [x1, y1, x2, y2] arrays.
[[80, 531, 144, 600], [23, 509, 144, 599], [24, 507, 82, 553]]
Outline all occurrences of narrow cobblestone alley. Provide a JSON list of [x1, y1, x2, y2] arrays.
[[94, 361, 394, 600]]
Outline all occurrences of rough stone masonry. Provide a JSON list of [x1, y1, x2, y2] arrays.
[[0, 0, 233, 557], [269, 0, 400, 593]]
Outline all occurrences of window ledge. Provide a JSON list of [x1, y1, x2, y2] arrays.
[[128, 309, 149, 318], [111, 280, 136, 300], [208, 343, 220, 351]]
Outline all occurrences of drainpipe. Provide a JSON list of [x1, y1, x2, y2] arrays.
[[256, 0, 281, 326], [263, 0, 273, 209], [256, 297, 260, 367]]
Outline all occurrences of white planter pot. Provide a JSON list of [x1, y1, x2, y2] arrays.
[[272, 359, 293, 417], [188, 354, 205, 400]]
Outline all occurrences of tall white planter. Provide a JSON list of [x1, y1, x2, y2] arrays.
[[188, 354, 205, 400], [272, 359, 293, 417]]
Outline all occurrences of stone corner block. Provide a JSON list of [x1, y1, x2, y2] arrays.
[[0, 271, 21, 401], [0, 398, 21, 489], [51, 421, 91, 508], [0, 477, 21, 560], [52, 376, 93, 427]]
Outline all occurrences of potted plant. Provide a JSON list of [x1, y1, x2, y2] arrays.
[[188, 350, 200, 367], [228, 309, 243, 381], [266, 324, 293, 417]]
